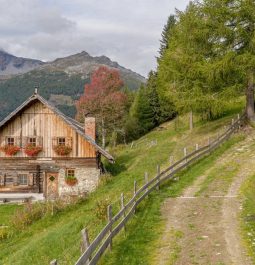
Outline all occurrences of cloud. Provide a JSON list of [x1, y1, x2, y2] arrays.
[[0, 0, 190, 76]]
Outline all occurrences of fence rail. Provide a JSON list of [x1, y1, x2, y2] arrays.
[[52, 113, 246, 265]]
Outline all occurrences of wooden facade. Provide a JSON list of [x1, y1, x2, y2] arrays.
[[0, 92, 114, 198]]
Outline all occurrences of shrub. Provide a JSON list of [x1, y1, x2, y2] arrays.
[[99, 173, 113, 187], [10, 198, 79, 230], [0, 226, 12, 241], [95, 199, 110, 221]]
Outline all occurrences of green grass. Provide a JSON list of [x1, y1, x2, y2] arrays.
[[195, 159, 241, 197], [0, 112, 245, 265], [240, 175, 255, 263], [0, 204, 22, 226]]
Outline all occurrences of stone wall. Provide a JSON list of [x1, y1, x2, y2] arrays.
[[58, 167, 100, 196]]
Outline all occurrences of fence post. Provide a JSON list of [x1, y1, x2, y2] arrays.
[[134, 180, 137, 213], [169, 156, 174, 172], [195, 144, 199, 151], [144, 172, 149, 196], [184, 147, 187, 163], [107, 205, 113, 251], [81, 228, 91, 264], [120, 193, 126, 233], [232, 118, 234, 126], [156, 165, 160, 190], [50, 260, 57, 265], [237, 114, 241, 129]]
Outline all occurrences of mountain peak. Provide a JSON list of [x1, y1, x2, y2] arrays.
[[0, 51, 44, 75]]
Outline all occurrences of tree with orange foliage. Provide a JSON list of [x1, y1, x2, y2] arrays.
[[76, 66, 127, 148]]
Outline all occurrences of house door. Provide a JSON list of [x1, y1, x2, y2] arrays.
[[46, 173, 59, 199]]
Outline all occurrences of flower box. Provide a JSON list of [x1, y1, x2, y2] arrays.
[[65, 177, 78, 186], [53, 145, 72, 156], [0, 145, 20, 156], [24, 144, 43, 157]]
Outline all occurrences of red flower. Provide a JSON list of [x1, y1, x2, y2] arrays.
[[24, 144, 43, 157], [0, 145, 20, 156], [53, 145, 72, 156]]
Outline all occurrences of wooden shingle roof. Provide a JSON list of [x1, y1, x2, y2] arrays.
[[0, 92, 114, 163]]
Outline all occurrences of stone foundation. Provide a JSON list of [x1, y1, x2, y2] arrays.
[[58, 167, 100, 197]]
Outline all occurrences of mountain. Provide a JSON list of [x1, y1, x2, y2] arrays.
[[0, 50, 146, 121], [0, 50, 44, 77]]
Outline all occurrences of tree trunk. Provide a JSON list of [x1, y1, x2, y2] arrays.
[[101, 119, 106, 149], [189, 111, 193, 130], [246, 72, 255, 121]]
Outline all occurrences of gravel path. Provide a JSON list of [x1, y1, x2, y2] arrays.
[[153, 135, 255, 265]]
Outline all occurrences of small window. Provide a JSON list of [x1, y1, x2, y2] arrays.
[[18, 175, 28, 185], [28, 137, 37, 146], [66, 169, 75, 178], [7, 137, 15, 146], [57, 137, 66, 146], [5, 177, 13, 184]]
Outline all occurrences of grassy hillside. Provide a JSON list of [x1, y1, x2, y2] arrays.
[[0, 107, 245, 265]]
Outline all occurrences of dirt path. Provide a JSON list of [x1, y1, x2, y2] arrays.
[[153, 135, 255, 265]]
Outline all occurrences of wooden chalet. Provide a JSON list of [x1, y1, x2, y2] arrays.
[[0, 91, 114, 199]]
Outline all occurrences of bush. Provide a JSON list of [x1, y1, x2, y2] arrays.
[[0, 226, 12, 241], [99, 173, 113, 187], [95, 199, 110, 221], [10, 197, 85, 231]]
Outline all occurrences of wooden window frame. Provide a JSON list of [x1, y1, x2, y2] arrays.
[[28, 137, 37, 146], [6, 137, 15, 146], [57, 137, 66, 146], [18, 174, 28, 185], [66, 169, 75, 178]]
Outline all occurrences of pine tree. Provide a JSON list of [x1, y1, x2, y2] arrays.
[[158, 15, 176, 58], [133, 85, 155, 133], [157, 0, 255, 121]]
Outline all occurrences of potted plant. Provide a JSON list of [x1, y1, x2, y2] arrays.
[[65, 176, 78, 186], [53, 145, 72, 156], [0, 145, 20, 156], [24, 144, 43, 157]]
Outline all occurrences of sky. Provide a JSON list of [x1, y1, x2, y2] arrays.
[[0, 0, 190, 77]]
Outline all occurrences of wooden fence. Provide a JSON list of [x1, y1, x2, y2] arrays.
[[51, 113, 246, 265]]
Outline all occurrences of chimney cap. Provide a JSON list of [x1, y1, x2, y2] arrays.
[[34, 85, 39, 95]]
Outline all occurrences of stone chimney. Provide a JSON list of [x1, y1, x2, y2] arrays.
[[84, 114, 96, 140]]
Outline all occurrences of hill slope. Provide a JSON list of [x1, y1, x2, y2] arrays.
[[0, 51, 145, 121], [0, 108, 247, 265]]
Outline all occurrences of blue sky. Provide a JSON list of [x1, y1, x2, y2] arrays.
[[0, 0, 190, 76]]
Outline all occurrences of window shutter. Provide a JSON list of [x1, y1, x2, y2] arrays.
[[22, 137, 28, 147], [52, 137, 57, 147], [37, 136, 43, 146], [15, 136, 21, 146], [16, 175, 20, 186], [66, 137, 72, 147]]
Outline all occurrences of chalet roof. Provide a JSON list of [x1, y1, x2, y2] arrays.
[[0, 92, 114, 163]]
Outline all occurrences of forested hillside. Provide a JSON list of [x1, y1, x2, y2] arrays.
[[0, 51, 145, 121]]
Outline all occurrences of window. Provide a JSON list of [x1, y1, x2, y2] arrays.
[[18, 174, 28, 185], [66, 169, 75, 178], [28, 137, 36, 146], [7, 137, 14, 146], [5, 177, 13, 184], [57, 137, 66, 146]]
